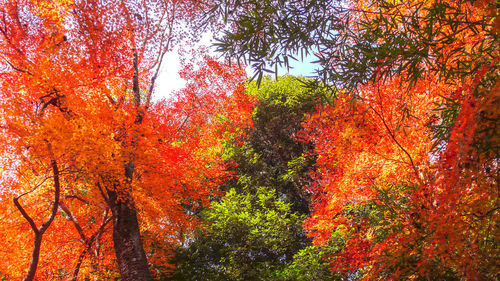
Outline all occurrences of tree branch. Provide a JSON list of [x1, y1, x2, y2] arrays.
[[14, 143, 61, 281], [13, 185, 41, 235], [369, 104, 423, 185]]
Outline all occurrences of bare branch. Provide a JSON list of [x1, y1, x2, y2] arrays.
[[59, 201, 87, 242], [15, 142, 61, 281], [13, 185, 41, 235], [1, 56, 33, 75]]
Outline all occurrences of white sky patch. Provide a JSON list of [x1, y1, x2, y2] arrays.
[[153, 32, 217, 102], [153, 33, 317, 102], [153, 50, 185, 102]]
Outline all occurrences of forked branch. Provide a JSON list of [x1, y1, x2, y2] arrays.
[[13, 145, 61, 281]]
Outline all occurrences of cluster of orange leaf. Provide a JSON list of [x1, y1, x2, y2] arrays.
[[0, 0, 253, 280], [0, 0, 497, 279], [301, 0, 498, 279]]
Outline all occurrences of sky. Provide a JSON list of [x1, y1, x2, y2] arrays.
[[153, 51, 186, 101], [153, 40, 318, 102]]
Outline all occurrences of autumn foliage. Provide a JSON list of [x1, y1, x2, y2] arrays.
[[0, 52, 252, 279], [299, 0, 499, 280], [0, 0, 498, 280], [0, 0, 253, 279]]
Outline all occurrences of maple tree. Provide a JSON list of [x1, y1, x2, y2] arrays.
[[211, 0, 498, 279], [0, 0, 498, 279], [300, 76, 446, 278], [300, 1, 498, 278], [0, 0, 253, 280], [301, 76, 498, 279]]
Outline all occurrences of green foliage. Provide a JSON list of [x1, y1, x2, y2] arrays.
[[223, 75, 321, 214], [168, 76, 333, 280], [170, 187, 308, 280], [281, 245, 343, 281], [208, 0, 343, 86], [209, 0, 498, 97]]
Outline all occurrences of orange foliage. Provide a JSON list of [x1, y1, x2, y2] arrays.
[[302, 1, 498, 279], [303, 75, 498, 279], [301, 76, 440, 241], [0, 0, 253, 279]]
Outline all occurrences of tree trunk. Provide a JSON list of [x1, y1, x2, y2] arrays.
[[108, 190, 153, 281], [14, 155, 61, 281], [22, 234, 42, 281], [105, 49, 152, 281]]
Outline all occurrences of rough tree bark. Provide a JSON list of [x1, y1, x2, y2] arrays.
[[108, 190, 153, 281], [106, 50, 153, 281]]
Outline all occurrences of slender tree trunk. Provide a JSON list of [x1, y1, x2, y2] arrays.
[[23, 234, 42, 281], [14, 154, 61, 281], [71, 247, 86, 281], [108, 191, 153, 281]]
